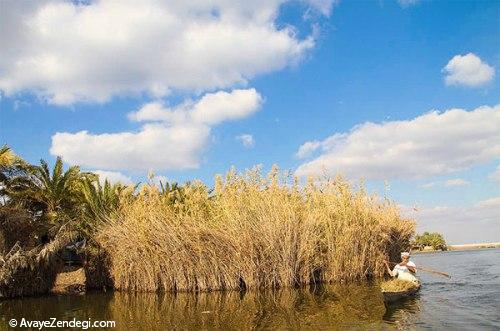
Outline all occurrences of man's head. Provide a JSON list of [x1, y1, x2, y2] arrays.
[[401, 252, 410, 262]]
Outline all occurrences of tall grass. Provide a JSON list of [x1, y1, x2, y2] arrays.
[[96, 167, 414, 293]]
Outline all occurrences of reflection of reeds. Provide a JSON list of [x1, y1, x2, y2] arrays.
[[0, 292, 115, 329], [97, 167, 415, 293], [108, 286, 386, 330], [0, 284, 406, 330]]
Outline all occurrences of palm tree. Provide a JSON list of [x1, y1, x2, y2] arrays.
[[159, 180, 187, 205], [0, 145, 15, 168], [79, 178, 130, 234], [0, 145, 28, 204], [0, 145, 21, 182], [6, 157, 94, 224]]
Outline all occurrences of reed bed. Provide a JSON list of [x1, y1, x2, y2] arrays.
[[96, 167, 414, 293]]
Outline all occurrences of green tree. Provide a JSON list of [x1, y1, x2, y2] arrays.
[[0, 145, 27, 185], [78, 178, 132, 235], [0, 145, 15, 167], [5, 157, 94, 224], [413, 232, 447, 250]]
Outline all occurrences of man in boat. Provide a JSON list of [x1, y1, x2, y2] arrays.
[[384, 252, 418, 283]]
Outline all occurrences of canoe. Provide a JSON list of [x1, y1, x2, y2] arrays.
[[382, 281, 421, 303]]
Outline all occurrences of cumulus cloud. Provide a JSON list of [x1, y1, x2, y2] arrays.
[[50, 89, 262, 171], [128, 89, 262, 125], [444, 178, 470, 187], [443, 53, 495, 87], [402, 197, 500, 243], [92, 170, 134, 185], [295, 140, 321, 158], [0, 0, 331, 105], [236, 134, 255, 148], [489, 166, 500, 182], [295, 104, 500, 180]]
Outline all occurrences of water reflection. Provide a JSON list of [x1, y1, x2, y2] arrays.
[[3, 250, 499, 330], [107, 284, 389, 330], [383, 295, 422, 329], [1, 283, 422, 330]]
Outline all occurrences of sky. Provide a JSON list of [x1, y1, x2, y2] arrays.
[[0, 0, 499, 244]]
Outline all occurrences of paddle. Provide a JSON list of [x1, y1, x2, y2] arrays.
[[416, 266, 451, 279], [387, 261, 451, 279]]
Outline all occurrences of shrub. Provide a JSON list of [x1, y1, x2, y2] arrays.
[[413, 232, 447, 250]]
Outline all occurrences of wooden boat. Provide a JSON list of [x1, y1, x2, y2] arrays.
[[382, 281, 421, 303]]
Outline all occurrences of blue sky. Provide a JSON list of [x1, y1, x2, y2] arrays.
[[1, 0, 499, 243]]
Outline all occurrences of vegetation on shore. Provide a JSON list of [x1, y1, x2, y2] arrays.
[[0, 145, 415, 296], [412, 232, 447, 251]]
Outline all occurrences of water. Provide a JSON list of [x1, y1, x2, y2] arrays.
[[1, 249, 499, 330]]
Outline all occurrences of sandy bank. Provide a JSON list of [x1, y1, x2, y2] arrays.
[[412, 242, 500, 254], [448, 242, 500, 250], [50, 267, 86, 295]]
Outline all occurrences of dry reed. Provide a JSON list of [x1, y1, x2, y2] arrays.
[[380, 279, 418, 292], [96, 167, 415, 293], [0, 226, 76, 298]]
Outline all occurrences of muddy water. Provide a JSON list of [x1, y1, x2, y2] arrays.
[[1, 249, 499, 330]]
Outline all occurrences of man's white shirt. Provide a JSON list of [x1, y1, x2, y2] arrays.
[[391, 261, 418, 282]]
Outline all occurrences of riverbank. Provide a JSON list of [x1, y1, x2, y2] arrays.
[[412, 242, 500, 254], [449, 242, 500, 250], [50, 267, 86, 295]]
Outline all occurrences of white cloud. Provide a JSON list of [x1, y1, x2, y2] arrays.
[[0, 0, 331, 105], [50, 89, 262, 171], [295, 140, 321, 158], [92, 170, 133, 186], [474, 196, 500, 209], [397, 0, 420, 8], [236, 134, 255, 148], [402, 197, 500, 244], [191, 90, 263, 125], [420, 182, 435, 189], [295, 134, 344, 159], [443, 53, 495, 87], [488, 165, 500, 182], [304, 0, 336, 16], [295, 104, 500, 180], [444, 178, 470, 187], [128, 89, 262, 125]]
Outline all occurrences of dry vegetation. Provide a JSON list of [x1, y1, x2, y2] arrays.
[[97, 167, 415, 293], [0, 227, 76, 297], [51, 267, 86, 295], [380, 279, 418, 292]]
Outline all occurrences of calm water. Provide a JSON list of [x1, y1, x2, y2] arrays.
[[1, 249, 499, 330]]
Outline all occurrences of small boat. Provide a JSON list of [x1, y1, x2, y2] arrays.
[[382, 281, 421, 303]]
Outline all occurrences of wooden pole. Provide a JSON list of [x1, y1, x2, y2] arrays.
[[417, 266, 451, 279], [388, 261, 451, 279]]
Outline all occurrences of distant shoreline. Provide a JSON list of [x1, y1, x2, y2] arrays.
[[412, 242, 500, 254]]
